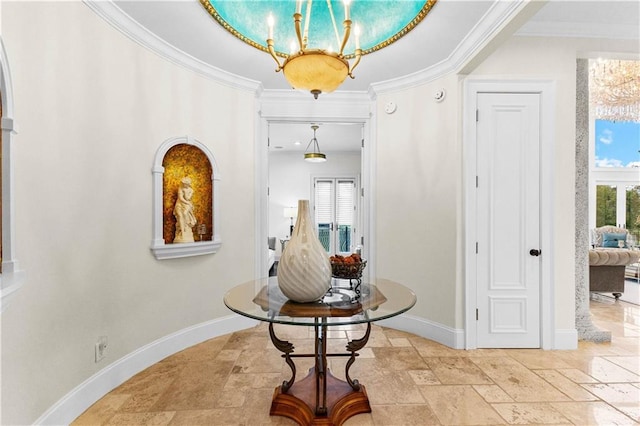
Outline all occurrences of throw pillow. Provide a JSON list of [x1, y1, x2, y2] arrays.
[[602, 232, 627, 248]]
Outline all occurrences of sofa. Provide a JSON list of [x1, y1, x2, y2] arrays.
[[589, 226, 640, 299], [268, 237, 276, 274]]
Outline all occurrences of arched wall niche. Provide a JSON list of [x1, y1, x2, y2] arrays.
[[0, 37, 25, 312], [151, 135, 221, 260]]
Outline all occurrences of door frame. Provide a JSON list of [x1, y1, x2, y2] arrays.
[[463, 79, 556, 349], [254, 92, 374, 281]]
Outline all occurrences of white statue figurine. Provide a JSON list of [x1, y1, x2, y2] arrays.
[[173, 177, 197, 243]]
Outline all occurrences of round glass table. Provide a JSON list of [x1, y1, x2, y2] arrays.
[[224, 277, 416, 425]]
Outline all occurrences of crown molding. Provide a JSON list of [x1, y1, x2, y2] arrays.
[[370, 0, 527, 95], [517, 21, 639, 40], [83, 0, 262, 94]]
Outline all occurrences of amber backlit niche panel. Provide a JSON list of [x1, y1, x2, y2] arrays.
[[162, 144, 213, 244]]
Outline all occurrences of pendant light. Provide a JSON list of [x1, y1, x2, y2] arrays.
[[304, 125, 327, 163]]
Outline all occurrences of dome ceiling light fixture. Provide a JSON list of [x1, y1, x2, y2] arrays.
[[200, 0, 438, 98], [304, 124, 327, 162]]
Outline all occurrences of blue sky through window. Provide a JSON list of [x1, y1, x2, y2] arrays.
[[595, 119, 640, 168]]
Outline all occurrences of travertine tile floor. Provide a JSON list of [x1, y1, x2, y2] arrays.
[[73, 298, 639, 425]]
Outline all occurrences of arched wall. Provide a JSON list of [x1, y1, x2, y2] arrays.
[[1, 3, 256, 424]]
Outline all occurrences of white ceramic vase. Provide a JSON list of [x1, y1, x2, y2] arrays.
[[277, 199, 331, 302]]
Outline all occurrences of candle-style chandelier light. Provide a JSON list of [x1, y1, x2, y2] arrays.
[[589, 59, 640, 123], [266, 0, 361, 99]]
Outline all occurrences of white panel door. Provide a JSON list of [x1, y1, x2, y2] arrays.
[[476, 93, 541, 348]]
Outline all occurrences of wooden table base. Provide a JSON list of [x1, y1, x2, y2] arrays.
[[270, 368, 371, 426]]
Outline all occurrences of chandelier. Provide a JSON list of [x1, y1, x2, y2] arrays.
[[589, 59, 640, 122], [267, 0, 361, 99], [304, 125, 327, 162]]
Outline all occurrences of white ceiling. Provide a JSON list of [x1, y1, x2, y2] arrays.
[[109, 0, 639, 153]]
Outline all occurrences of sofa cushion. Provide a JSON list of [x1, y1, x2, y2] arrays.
[[602, 232, 627, 248], [589, 248, 640, 266]]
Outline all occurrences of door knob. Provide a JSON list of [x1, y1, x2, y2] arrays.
[[529, 249, 541, 256]]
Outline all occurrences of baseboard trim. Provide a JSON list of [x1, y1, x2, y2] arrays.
[[34, 314, 576, 424], [378, 313, 465, 349], [34, 315, 257, 426], [554, 328, 578, 350]]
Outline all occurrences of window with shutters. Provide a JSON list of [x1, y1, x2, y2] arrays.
[[313, 177, 357, 254]]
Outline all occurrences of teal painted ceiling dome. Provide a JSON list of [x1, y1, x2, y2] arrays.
[[201, 1, 436, 58]]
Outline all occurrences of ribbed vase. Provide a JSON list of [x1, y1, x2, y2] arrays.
[[277, 199, 331, 303]]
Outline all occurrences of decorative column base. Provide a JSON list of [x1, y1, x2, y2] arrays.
[[576, 313, 612, 342]]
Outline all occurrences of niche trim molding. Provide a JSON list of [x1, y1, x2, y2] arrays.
[[151, 136, 221, 260]]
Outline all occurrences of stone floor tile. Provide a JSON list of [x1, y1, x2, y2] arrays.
[[507, 350, 575, 370], [167, 335, 230, 364], [364, 370, 426, 405], [368, 404, 440, 425], [470, 357, 571, 402], [554, 368, 600, 384], [534, 369, 600, 401], [611, 402, 640, 422], [343, 412, 374, 425], [168, 408, 244, 425], [491, 402, 572, 424], [420, 385, 505, 425], [424, 357, 494, 385], [584, 358, 640, 383], [408, 369, 441, 385], [604, 356, 640, 375], [371, 346, 429, 371], [472, 385, 514, 403], [550, 401, 638, 426], [581, 383, 640, 404], [105, 411, 175, 426], [389, 337, 413, 347], [71, 393, 131, 425]]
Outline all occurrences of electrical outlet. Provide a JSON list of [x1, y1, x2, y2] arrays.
[[95, 336, 108, 362]]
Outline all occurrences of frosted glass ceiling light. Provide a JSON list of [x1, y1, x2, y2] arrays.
[[304, 125, 327, 162], [267, 0, 359, 99]]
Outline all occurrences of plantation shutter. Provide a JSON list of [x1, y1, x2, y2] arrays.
[[315, 180, 332, 225], [337, 180, 354, 227]]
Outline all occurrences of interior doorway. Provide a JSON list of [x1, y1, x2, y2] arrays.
[[464, 79, 556, 349], [266, 121, 365, 275]]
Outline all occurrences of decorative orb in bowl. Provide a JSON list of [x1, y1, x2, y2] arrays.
[[330, 254, 367, 279]]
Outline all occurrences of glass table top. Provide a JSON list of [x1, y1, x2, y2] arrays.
[[224, 277, 416, 326]]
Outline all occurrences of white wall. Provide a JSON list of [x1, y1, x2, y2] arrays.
[[268, 151, 361, 257], [373, 35, 639, 334], [1, 3, 256, 424], [375, 74, 462, 329]]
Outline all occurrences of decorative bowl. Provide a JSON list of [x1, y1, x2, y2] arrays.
[[331, 259, 367, 279]]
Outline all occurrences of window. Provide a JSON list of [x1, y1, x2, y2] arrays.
[[314, 177, 357, 254], [626, 185, 640, 244], [588, 58, 640, 236]]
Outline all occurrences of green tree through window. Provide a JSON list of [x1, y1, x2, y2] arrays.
[[596, 185, 617, 227]]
